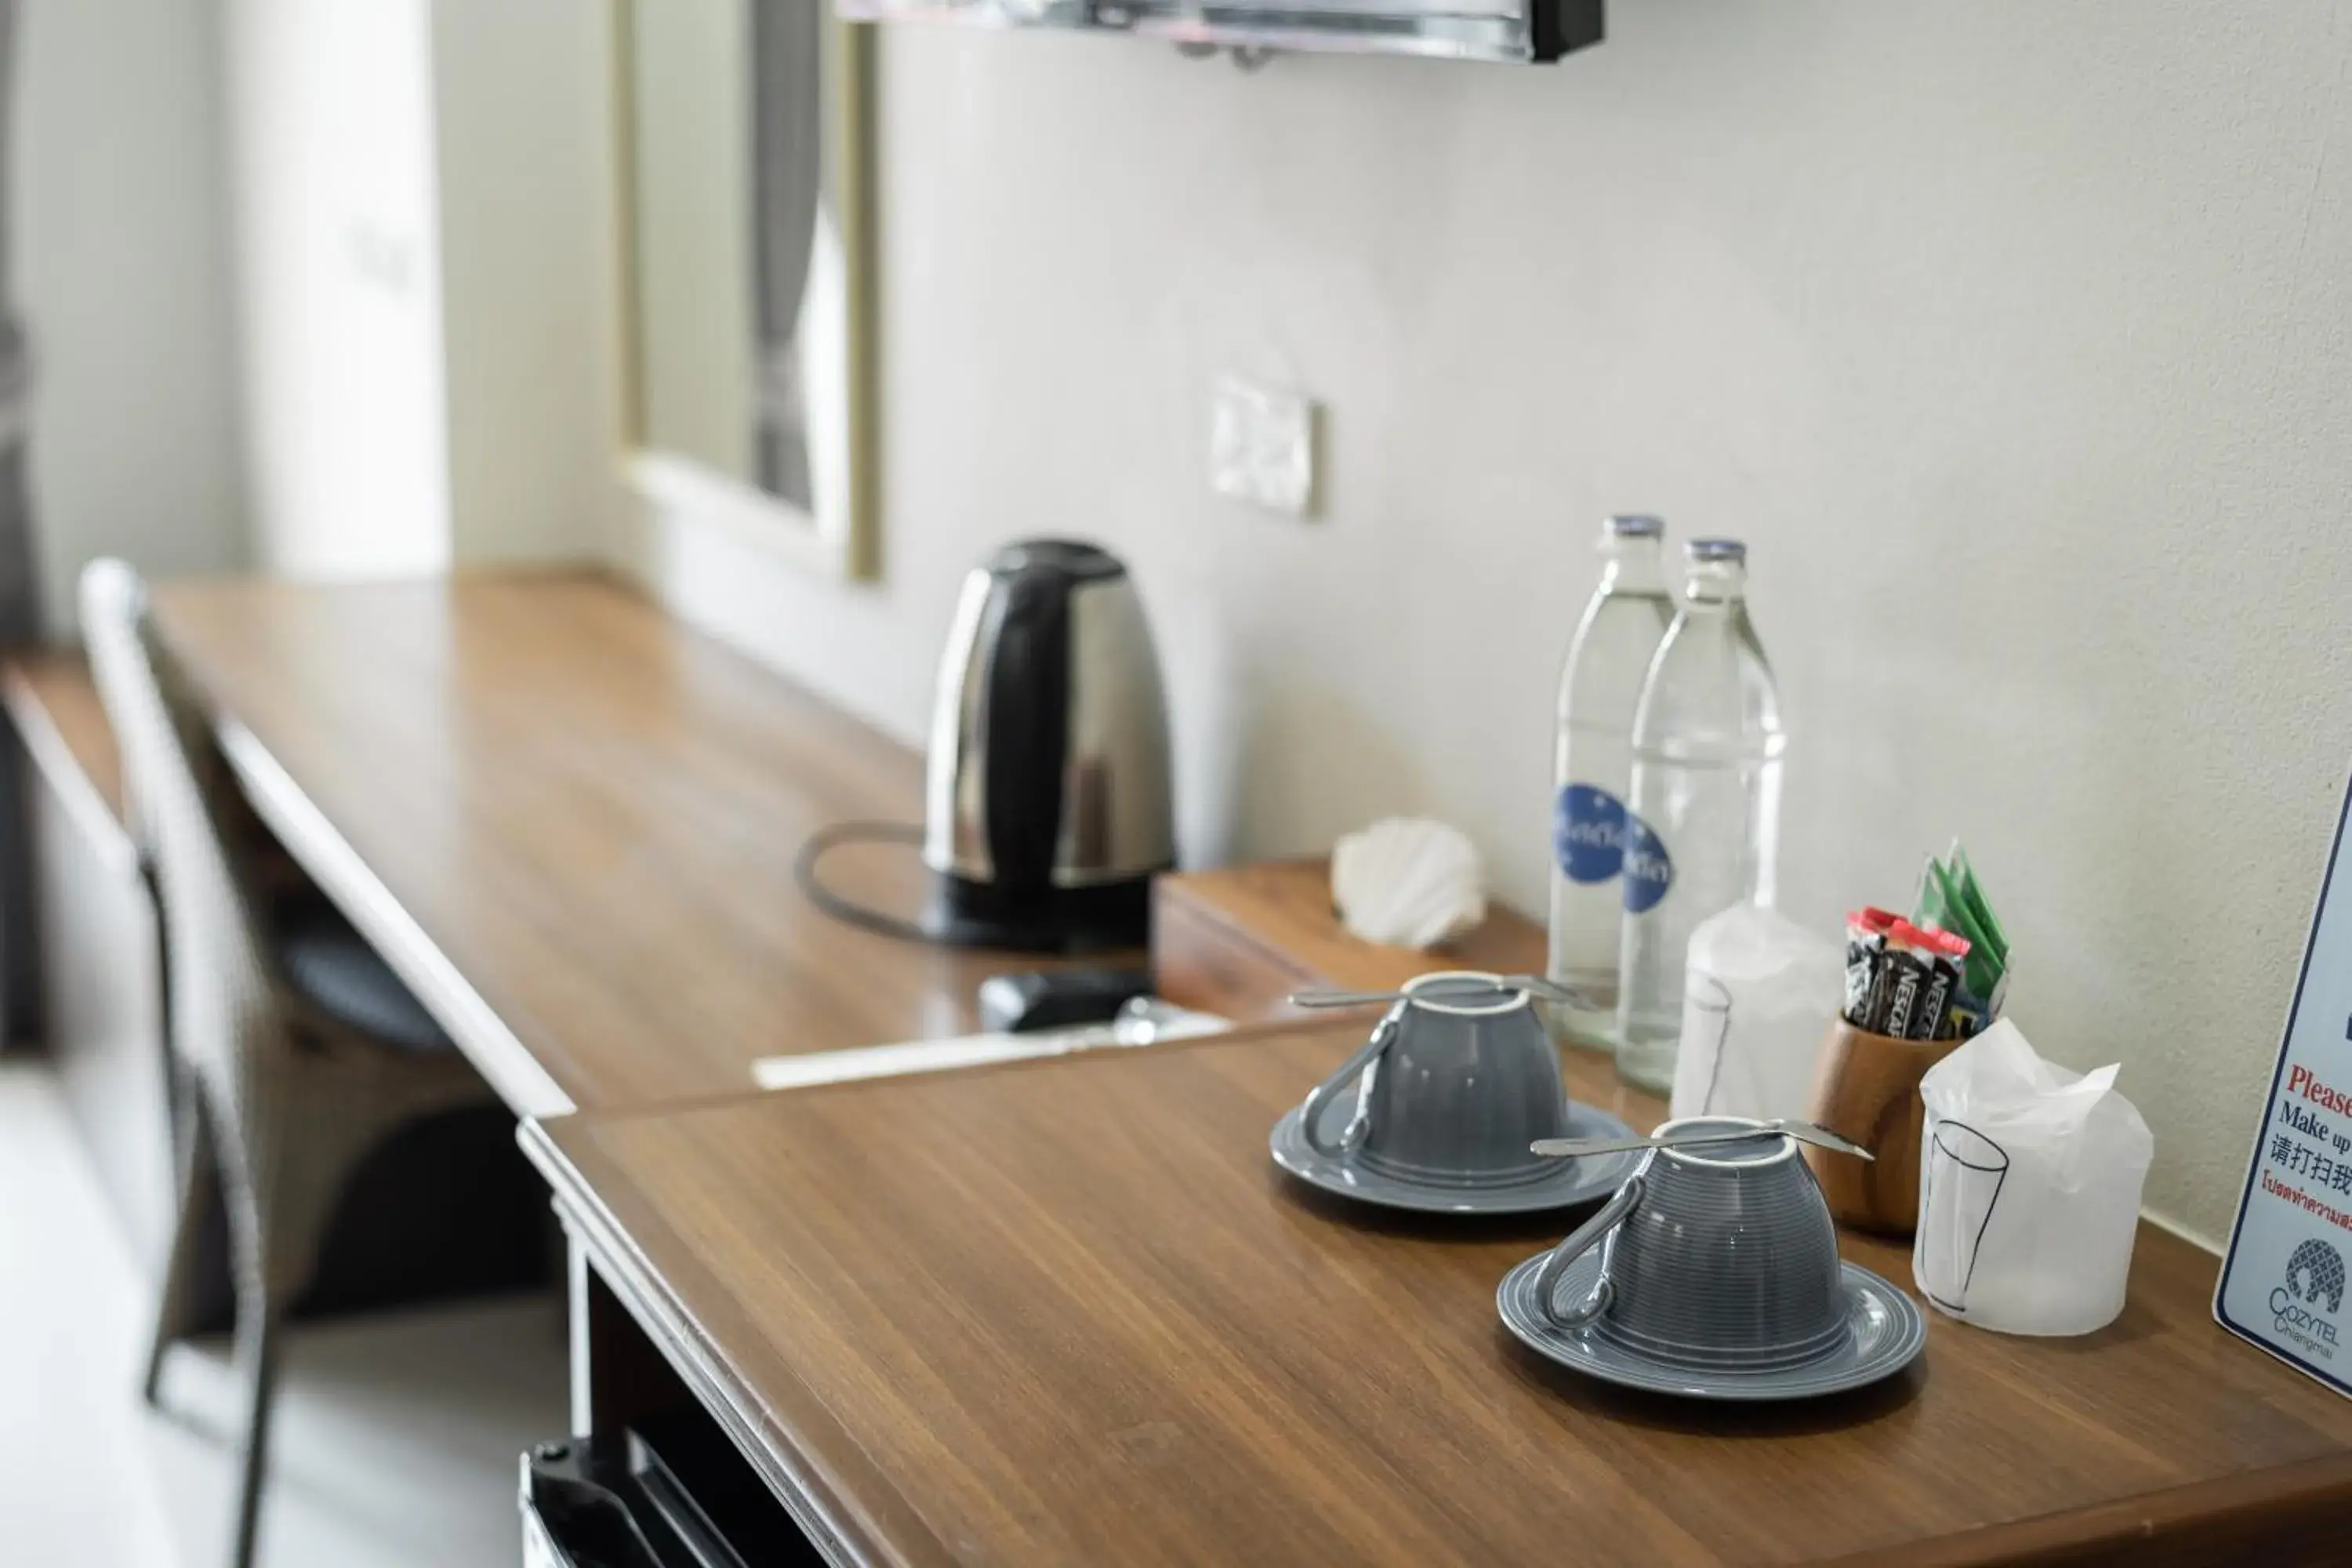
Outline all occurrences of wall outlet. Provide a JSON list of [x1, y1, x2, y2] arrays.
[[1209, 376, 1317, 517]]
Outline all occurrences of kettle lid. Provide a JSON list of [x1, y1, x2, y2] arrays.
[[983, 539, 1127, 583]]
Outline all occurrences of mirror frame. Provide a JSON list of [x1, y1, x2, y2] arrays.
[[612, 1, 880, 581]]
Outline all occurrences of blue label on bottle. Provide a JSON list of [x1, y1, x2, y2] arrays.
[[1621, 813, 1674, 914], [1553, 784, 1628, 884]]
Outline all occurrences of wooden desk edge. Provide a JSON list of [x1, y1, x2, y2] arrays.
[[3, 657, 137, 877], [519, 1022, 1356, 1566], [214, 717, 573, 1120], [1823, 1450, 2352, 1566], [519, 1115, 913, 1567]]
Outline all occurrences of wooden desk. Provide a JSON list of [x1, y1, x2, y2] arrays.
[[5, 650, 130, 852], [139, 570, 2352, 1562], [526, 1024, 2352, 1566], [151, 572, 1120, 1117]]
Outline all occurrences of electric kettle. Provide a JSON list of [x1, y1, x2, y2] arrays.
[[919, 539, 1174, 949]]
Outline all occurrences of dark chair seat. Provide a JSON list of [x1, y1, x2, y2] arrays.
[[276, 917, 452, 1055]]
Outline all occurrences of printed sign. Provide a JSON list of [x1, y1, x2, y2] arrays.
[[2217, 769, 2352, 1395]]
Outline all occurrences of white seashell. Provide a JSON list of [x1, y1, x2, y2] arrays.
[[1330, 818, 1487, 950]]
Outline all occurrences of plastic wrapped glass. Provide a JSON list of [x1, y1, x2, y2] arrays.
[[1913, 1021, 2153, 1335], [1667, 905, 1842, 1123]]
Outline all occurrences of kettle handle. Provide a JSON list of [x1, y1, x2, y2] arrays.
[[1299, 1002, 1404, 1159]]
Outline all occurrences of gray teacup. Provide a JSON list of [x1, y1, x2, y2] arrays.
[[1534, 1116, 1849, 1369], [1299, 971, 1570, 1186]]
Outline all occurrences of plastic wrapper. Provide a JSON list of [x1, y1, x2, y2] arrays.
[[1668, 906, 1843, 1123], [1913, 1020, 2153, 1335]]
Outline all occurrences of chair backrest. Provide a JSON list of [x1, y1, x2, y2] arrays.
[[80, 559, 282, 1160]]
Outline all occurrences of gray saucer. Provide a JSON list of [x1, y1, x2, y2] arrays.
[[1496, 1249, 1926, 1401], [1271, 1099, 1641, 1215]]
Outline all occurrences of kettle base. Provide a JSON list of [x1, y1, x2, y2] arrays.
[[924, 870, 1159, 954]]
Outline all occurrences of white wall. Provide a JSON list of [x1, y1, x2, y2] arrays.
[[220, 0, 621, 579], [613, 1, 2352, 1244], [16, 0, 247, 630], [221, 0, 449, 579], [429, 0, 626, 566]]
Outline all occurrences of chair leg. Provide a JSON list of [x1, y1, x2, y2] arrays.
[[142, 1093, 211, 1406], [227, 1295, 283, 1568]]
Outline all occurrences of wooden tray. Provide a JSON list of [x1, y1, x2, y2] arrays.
[[1152, 858, 1547, 1021]]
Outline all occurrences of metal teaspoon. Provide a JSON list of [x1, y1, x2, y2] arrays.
[[1531, 1119, 1875, 1162]]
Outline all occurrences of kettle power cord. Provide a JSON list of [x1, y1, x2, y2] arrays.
[[793, 820, 935, 943]]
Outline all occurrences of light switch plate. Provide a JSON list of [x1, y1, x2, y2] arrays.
[[1209, 376, 1317, 517]]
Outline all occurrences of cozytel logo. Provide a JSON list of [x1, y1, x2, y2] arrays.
[[1553, 785, 1628, 884], [2271, 1237, 2345, 1356]]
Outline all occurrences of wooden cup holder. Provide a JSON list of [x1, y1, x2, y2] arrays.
[[1802, 1018, 1962, 1236]]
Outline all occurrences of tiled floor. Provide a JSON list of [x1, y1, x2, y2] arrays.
[[0, 1056, 565, 1566]]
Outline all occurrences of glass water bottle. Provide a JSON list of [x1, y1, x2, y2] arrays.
[[1614, 538, 1785, 1093], [1544, 515, 1673, 1047]]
